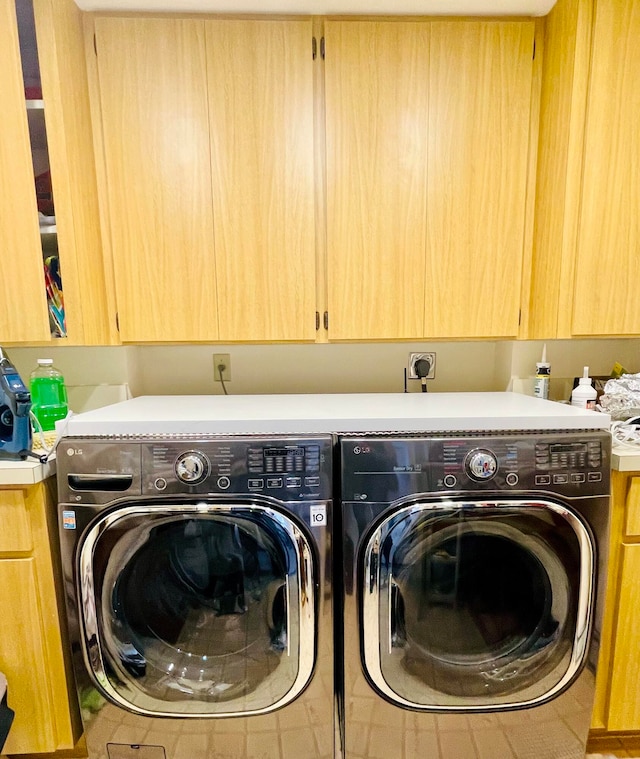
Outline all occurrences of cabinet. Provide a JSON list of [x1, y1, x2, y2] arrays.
[[0, 0, 50, 343], [0, 481, 81, 754], [0, 0, 116, 346], [325, 19, 537, 340], [572, 0, 640, 336], [91, 16, 316, 342], [527, 0, 640, 338], [591, 471, 640, 732]]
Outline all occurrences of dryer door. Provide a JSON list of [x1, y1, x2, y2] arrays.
[[361, 499, 594, 710], [77, 501, 316, 717]]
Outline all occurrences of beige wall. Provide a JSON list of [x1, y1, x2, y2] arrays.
[[6, 339, 640, 411]]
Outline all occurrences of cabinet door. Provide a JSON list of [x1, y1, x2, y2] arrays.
[[325, 20, 534, 341], [325, 21, 430, 340], [34, 0, 117, 345], [607, 543, 640, 729], [425, 20, 534, 338], [0, 558, 58, 753], [206, 19, 316, 342], [0, 0, 51, 343], [94, 17, 218, 342], [572, 0, 640, 336]]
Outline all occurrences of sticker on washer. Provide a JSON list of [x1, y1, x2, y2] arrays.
[[310, 505, 327, 527], [62, 510, 77, 530]]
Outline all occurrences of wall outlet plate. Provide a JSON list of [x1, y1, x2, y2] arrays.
[[213, 353, 231, 382], [409, 352, 436, 380]]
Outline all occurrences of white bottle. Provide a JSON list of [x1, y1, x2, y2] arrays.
[[533, 344, 550, 400], [571, 366, 597, 410]]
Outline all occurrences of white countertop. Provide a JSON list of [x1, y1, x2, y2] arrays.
[[60, 392, 611, 436], [0, 456, 55, 486], [611, 447, 640, 472]]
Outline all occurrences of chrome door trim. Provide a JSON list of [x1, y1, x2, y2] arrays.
[[361, 498, 594, 711], [77, 500, 316, 718]]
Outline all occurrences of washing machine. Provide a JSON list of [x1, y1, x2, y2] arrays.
[[57, 434, 335, 759], [339, 430, 610, 759]]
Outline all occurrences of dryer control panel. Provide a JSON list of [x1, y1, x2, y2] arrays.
[[340, 430, 611, 502], [57, 435, 333, 504]]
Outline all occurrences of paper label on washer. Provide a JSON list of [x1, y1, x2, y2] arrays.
[[310, 505, 327, 527], [62, 510, 77, 530]]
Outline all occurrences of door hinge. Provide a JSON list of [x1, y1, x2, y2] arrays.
[[320, 36, 325, 60], [93, 33, 97, 56], [323, 311, 329, 330], [518, 309, 522, 326], [115, 312, 120, 332], [312, 36, 317, 60], [315, 311, 320, 330], [532, 39, 536, 60]]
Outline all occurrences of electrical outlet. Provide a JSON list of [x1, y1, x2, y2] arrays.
[[213, 353, 231, 382], [408, 352, 436, 380]]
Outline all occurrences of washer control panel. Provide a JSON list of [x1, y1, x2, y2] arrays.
[[340, 431, 610, 502], [58, 436, 332, 504]]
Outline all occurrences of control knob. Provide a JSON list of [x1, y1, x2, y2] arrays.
[[175, 451, 210, 485], [465, 449, 498, 481]]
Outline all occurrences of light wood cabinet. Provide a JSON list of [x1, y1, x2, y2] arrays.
[[572, 0, 640, 336], [0, 0, 116, 346], [591, 471, 640, 734], [325, 19, 536, 340], [0, 482, 81, 754], [92, 15, 316, 343], [528, 0, 640, 338], [0, 0, 51, 343]]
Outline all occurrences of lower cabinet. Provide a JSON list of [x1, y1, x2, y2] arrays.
[[0, 482, 80, 755], [592, 471, 640, 732]]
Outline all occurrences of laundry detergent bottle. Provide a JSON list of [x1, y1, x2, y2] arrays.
[[30, 358, 68, 431]]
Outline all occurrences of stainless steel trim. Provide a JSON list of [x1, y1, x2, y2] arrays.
[[285, 571, 292, 658], [361, 498, 594, 712], [77, 501, 317, 718], [388, 574, 395, 655]]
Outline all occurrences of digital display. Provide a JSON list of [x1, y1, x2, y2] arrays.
[[549, 443, 587, 454], [264, 447, 304, 458]]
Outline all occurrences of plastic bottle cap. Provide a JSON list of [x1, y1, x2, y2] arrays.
[[37, 358, 53, 365], [579, 366, 592, 385]]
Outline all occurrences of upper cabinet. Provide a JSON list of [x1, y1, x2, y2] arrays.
[[325, 19, 537, 340], [527, 0, 640, 338], [91, 16, 316, 342], [0, 0, 51, 343], [0, 0, 116, 345], [572, 0, 640, 336]]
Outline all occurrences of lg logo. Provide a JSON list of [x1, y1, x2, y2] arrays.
[[66, 447, 83, 456], [353, 446, 371, 455]]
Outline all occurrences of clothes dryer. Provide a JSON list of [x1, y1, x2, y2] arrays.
[[57, 435, 334, 759], [339, 430, 610, 759]]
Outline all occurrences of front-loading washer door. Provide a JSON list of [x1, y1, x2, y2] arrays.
[[361, 499, 594, 711], [77, 501, 316, 717]]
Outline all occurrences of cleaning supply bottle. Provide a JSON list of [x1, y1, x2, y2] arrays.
[[571, 366, 597, 410], [29, 358, 68, 432], [534, 344, 551, 400]]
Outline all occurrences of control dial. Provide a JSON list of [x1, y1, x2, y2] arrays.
[[465, 449, 498, 481], [175, 451, 210, 485]]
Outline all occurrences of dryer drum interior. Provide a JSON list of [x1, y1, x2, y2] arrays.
[[361, 500, 594, 709]]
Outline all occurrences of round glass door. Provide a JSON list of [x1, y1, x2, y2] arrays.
[[361, 500, 594, 710], [78, 501, 316, 717]]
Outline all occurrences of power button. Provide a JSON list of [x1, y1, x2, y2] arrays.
[[217, 476, 231, 490]]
